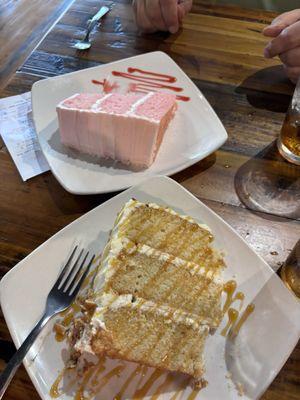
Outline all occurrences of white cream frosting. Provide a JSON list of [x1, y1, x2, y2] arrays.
[[91, 93, 112, 110]]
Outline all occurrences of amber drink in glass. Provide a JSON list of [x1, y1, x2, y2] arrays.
[[277, 79, 300, 165]]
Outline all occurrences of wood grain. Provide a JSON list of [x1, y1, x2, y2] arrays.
[[0, 0, 74, 90], [0, 1, 299, 399]]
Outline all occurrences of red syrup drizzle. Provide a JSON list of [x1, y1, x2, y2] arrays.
[[91, 68, 190, 102], [111, 71, 182, 92]]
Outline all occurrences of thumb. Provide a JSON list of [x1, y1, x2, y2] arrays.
[[263, 9, 300, 37], [178, 5, 185, 22], [178, 0, 192, 14]]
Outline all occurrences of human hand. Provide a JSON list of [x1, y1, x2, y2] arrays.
[[132, 0, 192, 33], [263, 9, 300, 83]]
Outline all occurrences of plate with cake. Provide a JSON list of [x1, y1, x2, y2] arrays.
[[1, 176, 299, 400], [31, 51, 227, 194]]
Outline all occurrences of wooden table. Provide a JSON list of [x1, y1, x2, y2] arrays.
[[0, 1, 299, 399]]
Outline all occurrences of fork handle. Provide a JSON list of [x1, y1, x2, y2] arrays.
[[0, 313, 51, 399]]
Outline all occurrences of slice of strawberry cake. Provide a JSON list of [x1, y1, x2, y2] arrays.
[[56, 91, 177, 168]]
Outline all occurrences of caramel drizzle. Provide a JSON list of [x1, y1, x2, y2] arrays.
[[150, 373, 174, 400], [74, 367, 95, 400], [54, 302, 81, 342], [91, 358, 106, 387], [135, 365, 150, 389], [230, 304, 255, 338], [80, 268, 98, 290], [133, 369, 165, 399], [117, 209, 219, 318], [50, 367, 70, 398], [223, 280, 245, 314], [222, 280, 255, 338], [169, 393, 181, 400], [235, 292, 245, 310], [169, 377, 190, 400], [136, 256, 176, 298], [222, 280, 237, 314], [187, 389, 200, 400], [92, 364, 126, 393], [53, 266, 98, 342], [177, 265, 219, 318], [133, 209, 169, 243], [186, 237, 218, 268], [221, 308, 239, 337], [123, 211, 152, 241], [152, 215, 212, 263], [114, 364, 145, 400], [141, 241, 216, 314]]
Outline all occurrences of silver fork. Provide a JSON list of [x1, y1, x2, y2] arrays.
[[73, 5, 110, 50], [0, 246, 95, 399]]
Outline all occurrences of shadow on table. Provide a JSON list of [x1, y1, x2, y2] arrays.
[[235, 65, 293, 113], [173, 152, 216, 182], [48, 129, 145, 173], [234, 140, 300, 220]]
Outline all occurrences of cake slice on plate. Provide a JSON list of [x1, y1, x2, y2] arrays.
[[57, 92, 177, 168], [70, 200, 225, 387]]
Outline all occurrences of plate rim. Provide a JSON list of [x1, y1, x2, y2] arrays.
[[1, 175, 298, 400], [31, 51, 228, 195]]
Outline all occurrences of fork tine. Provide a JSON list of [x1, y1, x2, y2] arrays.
[[65, 251, 89, 293], [71, 254, 95, 296], [60, 248, 84, 290], [56, 246, 78, 288]]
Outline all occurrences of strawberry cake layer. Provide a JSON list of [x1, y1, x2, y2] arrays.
[[56, 92, 177, 168]]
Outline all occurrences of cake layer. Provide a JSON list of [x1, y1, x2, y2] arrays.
[[57, 92, 177, 167], [111, 199, 225, 272], [96, 237, 223, 328], [89, 294, 209, 381]]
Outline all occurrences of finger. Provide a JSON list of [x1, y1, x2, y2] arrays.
[[279, 47, 300, 67], [264, 21, 300, 58], [145, 0, 168, 31], [178, 0, 193, 14], [283, 65, 300, 84], [178, 1, 192, 24], [160, 0, 179, 33], [263, 9, 300, 37], [178, 6, 185, 23], [135, 0, 157, 33], [263, 24, 286, 38]]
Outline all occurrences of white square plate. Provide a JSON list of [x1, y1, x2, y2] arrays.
[[1, 176, 299, 400], [31, 51, 227, 194]]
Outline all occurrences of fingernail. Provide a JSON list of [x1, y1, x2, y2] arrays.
[[264, 47, 271, 58], [263, 42, 272, 57], [169, 25, 178, 34], [271, 17, 283, 25]]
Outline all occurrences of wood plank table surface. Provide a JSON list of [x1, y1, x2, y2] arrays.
[[0, 1, 299, 399]]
